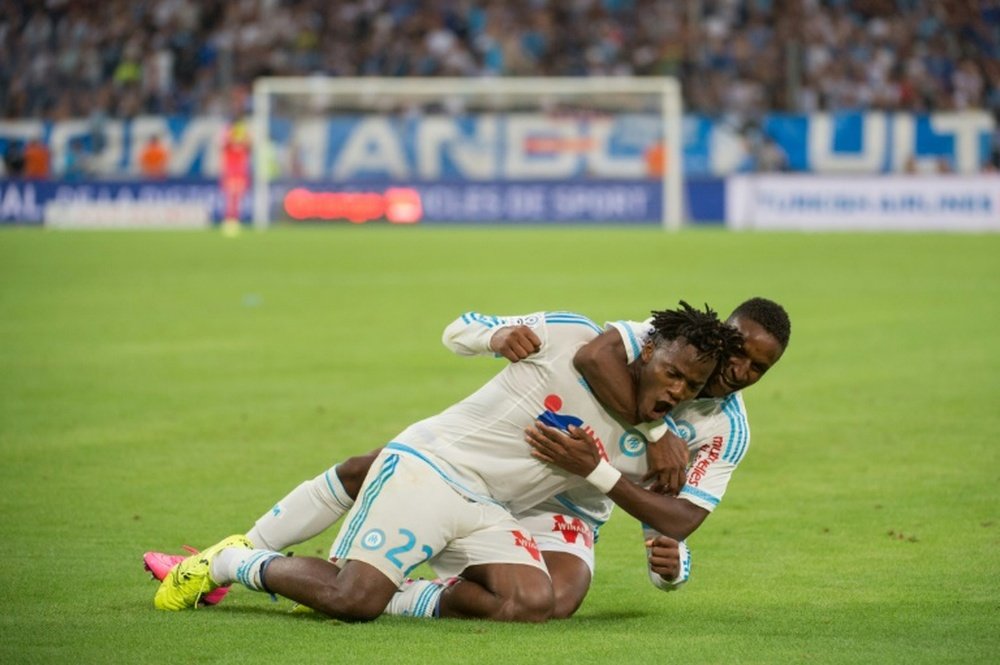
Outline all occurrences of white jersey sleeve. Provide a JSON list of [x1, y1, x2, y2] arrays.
[[605, 318, 654, 363], [442, 311, 547, 357], [667, 393, 751, 513]]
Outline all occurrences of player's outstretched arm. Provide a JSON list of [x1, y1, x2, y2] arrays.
[[525, 422, 708, 540], [442, 312, 543, 360]]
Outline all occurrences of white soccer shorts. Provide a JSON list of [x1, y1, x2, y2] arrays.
[[329, 448, 549, 586]]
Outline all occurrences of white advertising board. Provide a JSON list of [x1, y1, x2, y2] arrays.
[[44, 201, 211, 230], [727, 175, 1000, 231]]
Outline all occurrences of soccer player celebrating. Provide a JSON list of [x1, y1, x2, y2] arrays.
[[151, 303, 740, 622], [523, 296, 789, 611], [345, 297, 788, 616]]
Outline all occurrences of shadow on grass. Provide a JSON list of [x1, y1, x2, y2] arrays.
[[202, 603, 653, 626]]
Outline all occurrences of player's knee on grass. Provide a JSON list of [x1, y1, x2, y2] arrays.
[[462, 564, 554, 622], [544, 552, 592, 619], [494, 580, 554, 623]]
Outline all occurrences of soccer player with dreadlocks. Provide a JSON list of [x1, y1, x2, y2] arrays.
[[525, 296, 789, 609], [151, 303, 738, 623]]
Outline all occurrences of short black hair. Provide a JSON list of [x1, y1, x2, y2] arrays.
[[649, 301, 744, 365], [730, 297, 791, 349]]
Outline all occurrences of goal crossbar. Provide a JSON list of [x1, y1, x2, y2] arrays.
[[251, 76, 684, 229]]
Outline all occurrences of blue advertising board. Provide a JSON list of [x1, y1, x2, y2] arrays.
[[1, 111, 993, 180], [0, 178, 726, 225]]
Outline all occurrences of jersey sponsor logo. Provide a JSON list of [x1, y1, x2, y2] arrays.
[[619, 431, 646, 457], [687, 436, 724, 486], [538, 394, 584, 430], [673, 418, 696, 442], [512, 530, 542, 561], [583, 425, 609, 461], [551, 515, 594, 548], [361, 528, 386, 550], [537, 394, 608, 460]]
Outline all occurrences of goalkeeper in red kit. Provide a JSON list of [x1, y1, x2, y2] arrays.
[[220, 120, 251, 234]]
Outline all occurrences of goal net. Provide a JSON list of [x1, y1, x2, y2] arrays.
[[251, 77, 683, 229]]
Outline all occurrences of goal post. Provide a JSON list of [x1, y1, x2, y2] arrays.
[[251, 77, 684, 230]]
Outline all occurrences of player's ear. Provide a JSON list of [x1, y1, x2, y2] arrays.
[[640, 340, 655, 363]]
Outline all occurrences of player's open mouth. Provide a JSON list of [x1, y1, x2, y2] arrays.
[[651, 400, 673, 417]]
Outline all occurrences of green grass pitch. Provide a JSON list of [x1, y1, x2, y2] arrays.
[[0, 226, 997, 664]]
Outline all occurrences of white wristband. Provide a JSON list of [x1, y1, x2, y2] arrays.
[[585, 459, 622, 494], [636, 420, 670, 442]]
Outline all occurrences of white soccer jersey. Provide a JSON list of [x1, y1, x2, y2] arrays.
[[607, 319, 751, 513], [390, 311, 658, 516]]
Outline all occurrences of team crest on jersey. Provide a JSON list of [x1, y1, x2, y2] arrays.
[[512, 530, 541, 561], [673, 419, 696, 442], [361, 528, 386, 550], [619, 431, 646, 457]]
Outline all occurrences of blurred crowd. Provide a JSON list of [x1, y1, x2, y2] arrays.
[[1, 0, 998, 123]]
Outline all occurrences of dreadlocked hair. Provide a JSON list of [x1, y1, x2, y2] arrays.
[[649, 301, 745, 365]]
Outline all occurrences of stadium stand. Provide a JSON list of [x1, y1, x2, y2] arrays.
[[1, 0, 997, 123]]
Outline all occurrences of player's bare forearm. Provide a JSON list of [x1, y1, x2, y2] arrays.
[[642, 431, 689, 496], [607, 479, 709, 541], [573, 329, 640, 425], [525, 421, 707, 540]]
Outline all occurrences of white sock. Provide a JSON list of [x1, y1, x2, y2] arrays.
[[246, 465, 355, 551], [211, 547, 283, 592], [384, 579, 449, 618]]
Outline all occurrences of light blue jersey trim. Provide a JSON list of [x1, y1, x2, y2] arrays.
[[544, 312, 602, 334], [461, 311, 501, 328], [385, 442, 505, 508], [552, 494, 607, 532], [720, 394, 750, 464], [612, 320, 643, 359], [335, 454, 400, 559], [679, 484, 721, 507]]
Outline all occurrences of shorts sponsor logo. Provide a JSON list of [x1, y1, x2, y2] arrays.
[[619, 431, 646, 457], [361, 528, 386, 550], [552, 515, 593, 548], [687, 436, 724, 486], [512, 530, 542, 562]]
